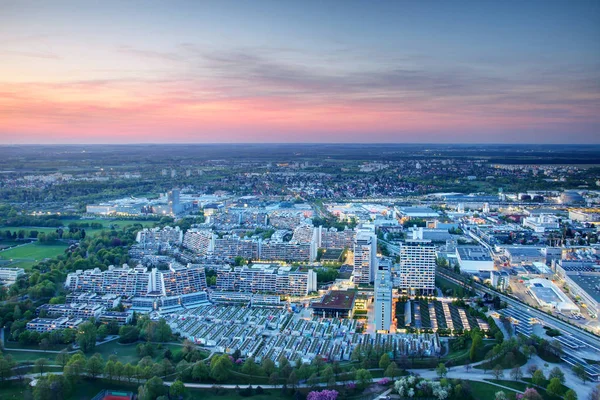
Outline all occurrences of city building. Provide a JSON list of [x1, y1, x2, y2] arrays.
[[456, 246, 494, 273], [353, 229, 377, 284], [98, 311, 132, 326], [168, 188, 181, 214], [213, 235, 260, 260], [490, 270, 509, 291], [215, 264, 316, 296], [316, 226, 356, 249], [182, 228, 215, 255], [526, 278, 579, 313], [505, 247, 545, 265], [374, 266, 393, 332], [311, 290, 356, 318], [65, 263, 207, 297], [569, 209, 600, 224], [522, 214, 560, 233], [26, 317, 84, 333], [37, 303, 105, 319], [0, 267, 25, 285], [395, 228, 436, 295]]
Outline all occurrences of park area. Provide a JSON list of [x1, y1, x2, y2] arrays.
[[0, 242, 68, 270], [0, 218, 158, 270]]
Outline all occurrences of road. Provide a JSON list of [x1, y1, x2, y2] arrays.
[[437, 269, 600, 350]]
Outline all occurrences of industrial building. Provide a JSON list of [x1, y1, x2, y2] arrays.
[[456, 246, 494, 273]]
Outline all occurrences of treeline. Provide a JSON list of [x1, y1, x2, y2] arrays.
[[1, 227, 139, 304]]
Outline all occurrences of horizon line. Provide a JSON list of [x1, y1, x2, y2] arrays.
[[1, 142, 600, 146]]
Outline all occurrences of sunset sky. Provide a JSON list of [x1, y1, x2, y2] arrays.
[[1, 0, 599, 144]]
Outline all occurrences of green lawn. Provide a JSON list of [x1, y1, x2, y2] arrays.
[[59, 218, 157, 229], [1, 219, 157, 240], [0, 381, 34, 400], [488, 379, 570, 400], [0, 378, 293, 400], [469, 380, 519, 400], [0, 242, 68, 270], [475, 350, 528, 370], [3, 349, 62, 363]]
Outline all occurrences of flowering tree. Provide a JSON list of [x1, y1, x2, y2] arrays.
[[516, 388, 543, 400], [307, 389, 339, 400], [394, 375, 450, 399]]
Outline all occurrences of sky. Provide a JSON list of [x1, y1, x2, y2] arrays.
[[0, 0, 599, 144]]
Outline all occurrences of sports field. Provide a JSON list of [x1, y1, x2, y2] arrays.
[[0, 242, 68, 270]]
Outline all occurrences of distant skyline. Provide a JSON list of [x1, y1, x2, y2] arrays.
[[1, 0, 599, 144]]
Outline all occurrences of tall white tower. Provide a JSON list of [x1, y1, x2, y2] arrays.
[[374, 265, 393, 332], [353, 229, 377, 284]]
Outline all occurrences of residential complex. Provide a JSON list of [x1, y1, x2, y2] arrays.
[[215, 264, 317, 296], [353, 229, 377, 284], [374, 266, 393, 332], [395, 229, 436, 295]]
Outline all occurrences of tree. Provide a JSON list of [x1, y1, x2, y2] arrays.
[[34, 357, 49, 377], [86, 354, 105, 379], [242, 357, 263, 377], [531, 369, 545, 387], [573, 363, 587, 383], [590, 385, 600, 400], [379, 353, 391, 370], [139, 376, 166, 400], [64, 352, 86, 383], [118, 325, 140, 343], [76, 322, 97, 353], [548, 366, 565, 384], [123, 363, 136, 383], [288, 370, 299, 390], [170, 379, 186, 399], [322, 366, 334, 387], [470, 333, 483, 361], [308, 373, 319, 389], [521, 388, 543, 400], [307, 390, 339, 400], [510, 366, 522, 381], [492, 364, 504, 380], [97, 324, 108, 341], [526, 364, 538, 378], [495, 392, 508, 400], [436, 363, 448, 378], [269, 372, 280, 388], [262, 358, 276, 376], [355, 369, 372, 390], [105, 360, 116, 381], [56, 349, 70, 368], [564, 389, 577, 400], [114, 361, 124, 381], [384, 361, 399, 379], [192, 361, 209, 381], [0, 357, 14, 381], [33, 375, 71, 400], [546, 377, 563, 397], [210, 354, 233, 382], [156, 319, 172, 342]]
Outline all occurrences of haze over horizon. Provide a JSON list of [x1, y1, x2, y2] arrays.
[[1, 0, 599, 144]]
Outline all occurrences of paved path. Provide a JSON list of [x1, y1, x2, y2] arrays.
[[409, 355, 592, 400]]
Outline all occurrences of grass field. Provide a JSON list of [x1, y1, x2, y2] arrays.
[[0, 379, 294, 400], [469, 380, 520, 400], [0, 242, 68, 270], [1, 219, 157, 239]]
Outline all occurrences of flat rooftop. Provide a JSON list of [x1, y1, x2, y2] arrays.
[[312, 290, 356, 310], [457, 246, 493, 261], [530, 284, 562, 304], [568, 274, 600, 304], [506, 247, 544, 257]]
